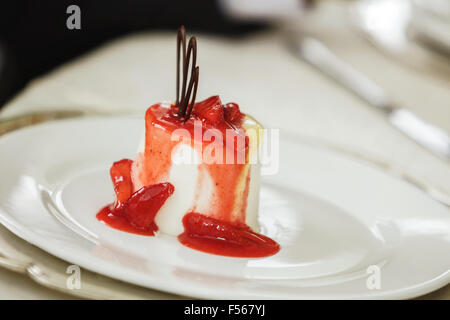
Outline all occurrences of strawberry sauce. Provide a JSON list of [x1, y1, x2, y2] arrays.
[[96, 205, 157, 236], [179, 212, 280, 257], [97, 160, 173, 236], [97, 96, 280, 258]]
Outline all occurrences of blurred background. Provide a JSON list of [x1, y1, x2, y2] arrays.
[[0, 0, 449, 176], [0, 0, 271, 106], [2, 0, 447, 107]]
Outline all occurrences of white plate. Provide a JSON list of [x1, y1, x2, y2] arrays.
[[0, 117, 449, 299]]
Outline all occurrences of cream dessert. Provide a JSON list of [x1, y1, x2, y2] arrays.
[[96, 26, 279, 258]]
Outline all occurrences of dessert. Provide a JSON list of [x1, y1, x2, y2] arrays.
[[97, 26, 279, 258]]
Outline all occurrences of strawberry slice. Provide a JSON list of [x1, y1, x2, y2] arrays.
[[124, 182, 175, 230], [110, 159, 134, 211], [181, 212, 271, 246], [223, 102, 244, 124], [179, 212, 280, 257], [192, 95, 224, 125], [181, 212, 244, 245]]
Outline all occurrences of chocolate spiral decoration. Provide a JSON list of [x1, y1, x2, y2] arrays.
[[176, 26, 199, 120]]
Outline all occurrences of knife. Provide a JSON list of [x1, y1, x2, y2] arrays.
[[286, 35, 450, 160]]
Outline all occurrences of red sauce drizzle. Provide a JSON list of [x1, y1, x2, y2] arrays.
[[96, 205, 157, 236], [97, 160, 173, 236]]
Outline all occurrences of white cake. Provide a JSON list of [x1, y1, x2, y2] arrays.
[[130, 102, 263, 236]]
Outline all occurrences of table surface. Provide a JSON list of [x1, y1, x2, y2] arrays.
[[0, 1, 448, 299]]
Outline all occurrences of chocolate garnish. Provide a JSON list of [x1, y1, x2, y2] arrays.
[[176, 26, 199, 120], [184, 66, 199, 119]]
